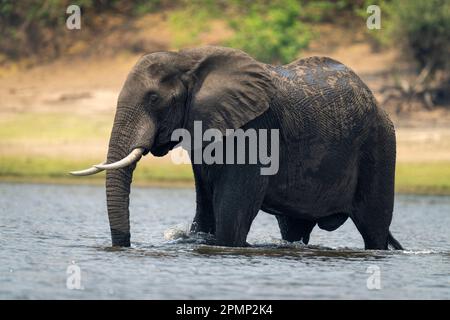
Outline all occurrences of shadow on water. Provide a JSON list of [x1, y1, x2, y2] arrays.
[[95, 242, 395, 261], [191, 244, 389, 260], [97, 245, 178, 258], [93, 245, 383, 261], [93, 228, 447, 261], [99, 243, 447, 263]]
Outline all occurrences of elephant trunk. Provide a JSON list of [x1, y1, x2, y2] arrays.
[[105, 105, 156, 246], [105, 150, 135, 246]]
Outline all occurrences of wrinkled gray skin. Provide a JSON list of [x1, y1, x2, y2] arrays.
[[102, 46, 403, 250]]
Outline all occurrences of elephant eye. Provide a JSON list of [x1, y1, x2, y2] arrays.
[[148, 93, 159, 104]]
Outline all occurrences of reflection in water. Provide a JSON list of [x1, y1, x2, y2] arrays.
[[193, 245, 381, 259], [0, 183, 449, 299]]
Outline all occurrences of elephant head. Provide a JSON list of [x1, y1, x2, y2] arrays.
[[70, 46, 274, 246]]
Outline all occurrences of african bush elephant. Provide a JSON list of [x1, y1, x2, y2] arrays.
[[71, 46, 403, 250]]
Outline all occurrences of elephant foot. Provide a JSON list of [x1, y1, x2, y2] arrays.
[[110, 229, 131, 247]]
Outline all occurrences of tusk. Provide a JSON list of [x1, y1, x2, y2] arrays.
[[70, 162, 106, 176], [94, 148, 144, 170]]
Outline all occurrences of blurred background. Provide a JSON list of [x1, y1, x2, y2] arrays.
[[0, 0, 449, 194]]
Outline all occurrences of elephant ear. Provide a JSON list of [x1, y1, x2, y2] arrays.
[[185, 47, 274, 135]]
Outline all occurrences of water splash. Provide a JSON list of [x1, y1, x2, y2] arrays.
[[163, 225, 189, 241], [401, 249, 440, 255], [163, 225, 215, 245]]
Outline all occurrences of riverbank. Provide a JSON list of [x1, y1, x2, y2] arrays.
[[1, 58, 450, 195], [0, 155, 194, 187], [1, 156, 450, 195], [2, 100, 450, 194], [1, 14, 450, 195]]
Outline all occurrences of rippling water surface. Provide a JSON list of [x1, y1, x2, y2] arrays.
[[0, 183, 449, 299]]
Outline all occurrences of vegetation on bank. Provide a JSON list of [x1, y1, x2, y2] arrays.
[[2, 1, 449, 66], [1, 111, 449, 194], [1, 0, 448, 108], [0, 112, 194, 186], [0, 156, 194, 186], [1, 110, 450, 194], [395, 162, 450, 195], [1, 156, 449, 195]]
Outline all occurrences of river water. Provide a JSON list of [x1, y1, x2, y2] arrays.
[[0, 182, 448, 299]]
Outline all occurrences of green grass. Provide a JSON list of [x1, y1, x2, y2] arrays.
[[0, 111, 195, 187], [0, 156, 194, 187], [395, 162, 450, 195], [168, 7, 215, 48], [1, 112, 449, 193], [1, 155, 450, 194]]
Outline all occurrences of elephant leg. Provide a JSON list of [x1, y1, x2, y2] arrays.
[[213, 165, 269, 247], [352, 206, 391, 250], [276, 215, 316, 244], [352, 119, 396, 250], [190, 164, 215, 234]]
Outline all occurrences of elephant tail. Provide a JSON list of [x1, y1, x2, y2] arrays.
[[388, 231, 404, 250]]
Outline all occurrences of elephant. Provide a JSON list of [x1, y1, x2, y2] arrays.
[[71, 46, 404, 250]]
